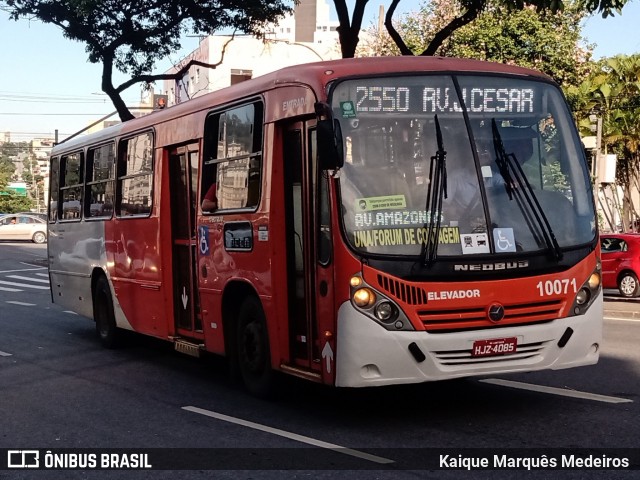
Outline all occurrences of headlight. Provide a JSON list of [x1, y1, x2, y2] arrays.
[[353, 287, 376, 308], [374, 301, 397, 323], [570, 264, 602, 316], [575, 288, 590, 305]]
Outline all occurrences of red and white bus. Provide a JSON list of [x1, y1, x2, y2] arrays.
[[48, 57, 602, 395]]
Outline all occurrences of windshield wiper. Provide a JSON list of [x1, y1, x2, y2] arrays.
[[422, 115, 447, 266], [491, 119, 562, 260]]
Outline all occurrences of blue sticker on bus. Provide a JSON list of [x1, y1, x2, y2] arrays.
[[198, 225, 210, 256], [493, 228, 516, 253]]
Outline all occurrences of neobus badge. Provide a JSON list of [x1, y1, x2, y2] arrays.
[[453, 260, 530, 271]]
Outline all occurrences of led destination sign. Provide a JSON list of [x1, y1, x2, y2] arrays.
[[353, 86, 535, 114]]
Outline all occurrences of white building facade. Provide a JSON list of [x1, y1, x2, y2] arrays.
[[163, 0, 341, 106]]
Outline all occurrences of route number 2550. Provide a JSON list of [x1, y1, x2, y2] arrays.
[[536, 279, 577, 297]]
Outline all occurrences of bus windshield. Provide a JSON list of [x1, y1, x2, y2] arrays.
[[332, 74, 595, 258]]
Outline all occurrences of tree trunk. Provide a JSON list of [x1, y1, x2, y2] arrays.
[[101, 55, 135, 122]]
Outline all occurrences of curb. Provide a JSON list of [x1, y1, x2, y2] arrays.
[[603, 296, 639, 304]]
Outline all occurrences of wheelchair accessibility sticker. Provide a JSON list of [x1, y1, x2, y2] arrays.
[[198, 225, 210, 256], [493, 228, 516, 252]]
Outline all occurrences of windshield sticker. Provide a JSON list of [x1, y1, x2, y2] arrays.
[[340, 101, 357, 118], [461, 233, 490, 255], [494, 228, 517, 252], [353, 226, 460, 248], [354, 209, 441, 228], [356, 195, 406, 212]]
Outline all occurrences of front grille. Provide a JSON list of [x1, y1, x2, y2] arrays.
[[376, 274, 428, 305], [419, 300, 563, 332]]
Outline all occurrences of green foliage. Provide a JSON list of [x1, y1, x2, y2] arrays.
[[568, 53, 640, 229], [356, 0, 629, 60], [361, 0, 593, 88], [569, 54, 640, 153], [0, 157, 15, 191], [0, 193, 34, 214]]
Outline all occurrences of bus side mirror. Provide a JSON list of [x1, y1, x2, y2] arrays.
[[315, 102, 344, 170]]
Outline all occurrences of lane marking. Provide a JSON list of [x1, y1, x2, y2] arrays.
[[36, 273, 49, 277], [6, 301, 36, 306], [182, 406, 394, 465], [480, 378, 633, 404], [0, 351, 12, 357], [0, 267, 46, 274], [20, 262, 47, 268], [7, 275, 50, 284], [0, 280, 49, 290], [0, 286, 21, 292]]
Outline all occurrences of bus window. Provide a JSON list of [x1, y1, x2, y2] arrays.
[[117, 132, 153, 217], [85, 142, 116, 219], [202, 102, 263, 212], [60, 152, 84, 221], [49, 156, 59, 222]]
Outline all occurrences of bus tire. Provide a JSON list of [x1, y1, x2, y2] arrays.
[[618, 272, 640, 298], [94, 276, 120, 348], [236, 296, 274, 397]]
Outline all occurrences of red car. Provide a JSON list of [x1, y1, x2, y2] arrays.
[[600, 233, 640, 297]]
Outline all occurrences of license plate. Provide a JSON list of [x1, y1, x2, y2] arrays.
[[472, 337, 517, 357]]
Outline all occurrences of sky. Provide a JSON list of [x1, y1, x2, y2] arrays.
[[0, 0, 638, 142]]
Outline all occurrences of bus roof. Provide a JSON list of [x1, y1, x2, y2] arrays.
[[51, 56, 553, 155]]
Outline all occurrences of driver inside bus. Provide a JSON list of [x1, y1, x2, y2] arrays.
[[202, 181, 218, 211], [445, 130, 536, 218]]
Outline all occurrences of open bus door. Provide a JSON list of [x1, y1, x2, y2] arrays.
[[283, 121, 335, 383], [168, 143, 204, 348]]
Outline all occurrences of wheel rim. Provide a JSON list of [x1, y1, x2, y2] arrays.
[[620, 275, 637, 296], [33, 232, 45, 243]]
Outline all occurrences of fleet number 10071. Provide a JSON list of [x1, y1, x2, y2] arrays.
[[536, 278, 577, 297]]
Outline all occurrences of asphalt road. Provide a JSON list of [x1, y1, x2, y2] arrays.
[[0, 241, 639, 480]]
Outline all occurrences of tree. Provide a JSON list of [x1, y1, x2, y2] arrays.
[[568, 54, 640, 231], [1, 0, 294, 121], [333, 0, 370, 59], [0, 193, 34, 213], [360, 0, 593, 88], [0, 156, 14, 192], [331, 0, 630, 58]]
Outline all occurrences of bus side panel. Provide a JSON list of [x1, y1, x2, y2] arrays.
[[49, 220, 108, 320], [105, 146, 168, 340], [198, 123, 288, 366], [106, 217, 167, 338]]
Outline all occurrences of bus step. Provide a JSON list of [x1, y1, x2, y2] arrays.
[[280, 364, 322, 382], [174, 339, 204, 358]]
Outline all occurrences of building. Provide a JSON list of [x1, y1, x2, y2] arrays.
[[163, 0, 341, 106]]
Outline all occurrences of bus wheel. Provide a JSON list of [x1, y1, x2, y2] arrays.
[[236, 297, 274, 397], [94, 276, 120, 348], [618, 272, 640, 298]]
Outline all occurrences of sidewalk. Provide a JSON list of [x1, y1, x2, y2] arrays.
[[603, 295, 640, 319]]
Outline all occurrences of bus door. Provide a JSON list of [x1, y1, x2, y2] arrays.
[[283, 121, 335, 379], [168, 144, 203, 340]]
